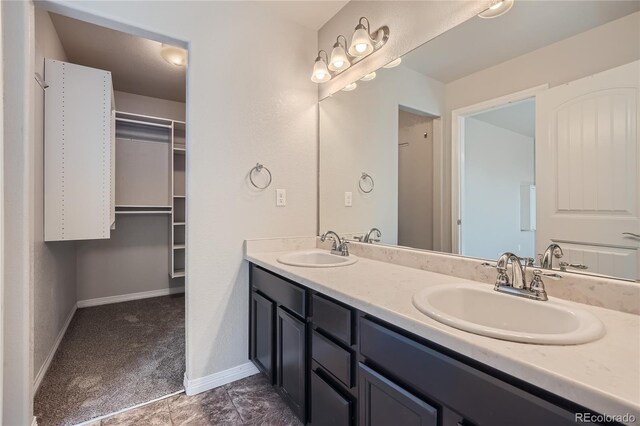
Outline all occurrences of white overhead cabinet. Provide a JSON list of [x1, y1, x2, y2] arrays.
[[44, 59, 115, 241]]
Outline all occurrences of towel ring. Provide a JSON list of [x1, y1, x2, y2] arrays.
[[249, 163, 272, 190], [359, 172, 374, 193]]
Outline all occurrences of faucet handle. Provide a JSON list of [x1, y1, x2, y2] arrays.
[[532, 269, 562, 280], [559, 261, 588, 271]]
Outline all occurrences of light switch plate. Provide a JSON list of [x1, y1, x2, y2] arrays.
[[344, 191, 353, 207], [276, 189, 286, 207]]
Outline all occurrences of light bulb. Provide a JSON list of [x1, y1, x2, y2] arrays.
[[383, 58, 402, 69], [478, 0, 514, 18], [311, 56, 331, 83], [348, 25, 374, 57], [160, 44, 187, 67], [342, 82, 357, 92], [329, 42, 350, 72], [360, 72, 376, 82]]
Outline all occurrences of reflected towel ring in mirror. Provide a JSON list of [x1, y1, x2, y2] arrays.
[[249, 163, 272, 190], [359, 172, 374, 193]]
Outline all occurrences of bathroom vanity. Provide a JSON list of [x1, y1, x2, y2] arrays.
[[246, 240, 639, 426]]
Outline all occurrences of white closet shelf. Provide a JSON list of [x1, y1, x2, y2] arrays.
[[173, 222, 186, 226], [116, 205, 172, 208], [174, 147, 186, 153], [173, 244, 186, 250], [173, 195, 186, 198], [116, 211, 171, 215], [172, 269, 186, 278]]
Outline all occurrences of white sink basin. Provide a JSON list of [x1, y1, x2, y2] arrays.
[[277, 250, 358, 268], [412, 283, 605, 345]]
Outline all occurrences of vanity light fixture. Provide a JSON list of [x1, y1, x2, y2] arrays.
[[160, 44, 187, 67], [478, 0, 514, 18], [383, 58, 402, 69], [311, 16, 389, 83], [342, 82, 357, 92], [311, 51, 332, 83], [360, 72, 376, 82]]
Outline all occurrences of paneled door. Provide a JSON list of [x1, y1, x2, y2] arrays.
[[536, 60, 639, 280]]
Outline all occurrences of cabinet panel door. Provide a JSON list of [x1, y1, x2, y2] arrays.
[[359, 363, 437, 426], [277, 307, 306, 421], [250, 291, 275, 382], [311, 370, 352, 426]]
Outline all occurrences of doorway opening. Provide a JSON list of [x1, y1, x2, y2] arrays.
[[32, 7, 188, 425]]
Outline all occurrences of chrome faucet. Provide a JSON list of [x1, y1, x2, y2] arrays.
[[320, 231, 350, 256], [540, 244, 563, 269], [363, 228, 381, 243], [483, 252, 562, 301]]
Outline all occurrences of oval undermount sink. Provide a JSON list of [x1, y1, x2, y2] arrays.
[[277, 249, 358, 268], [412, 283, 605, 345]]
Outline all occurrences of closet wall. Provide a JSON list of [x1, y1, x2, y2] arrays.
[[33, 8, 77, 383], [76, 91, 186, 303]]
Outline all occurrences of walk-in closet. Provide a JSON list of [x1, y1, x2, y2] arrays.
[[32, 8, 188, 425]]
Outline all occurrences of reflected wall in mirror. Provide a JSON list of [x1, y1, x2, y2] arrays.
[[319, 1, 640, 281]]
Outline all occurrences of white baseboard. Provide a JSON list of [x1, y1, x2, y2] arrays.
[[33, 303, 78, 394], [183, 362, 259, 396], [32, 416, 38, 426], [77, 286, 185, 308]]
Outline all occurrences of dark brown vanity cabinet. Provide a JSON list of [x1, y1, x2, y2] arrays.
[[249, 265, 307, 421], [249, 264, 609, 426]]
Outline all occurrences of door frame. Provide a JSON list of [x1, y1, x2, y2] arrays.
[[451, 84, 548, 255]]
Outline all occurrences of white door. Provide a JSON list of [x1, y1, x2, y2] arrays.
[[536, 61, 640, 280]]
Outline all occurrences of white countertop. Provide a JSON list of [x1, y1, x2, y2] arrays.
[[245, 248, 640, 424]]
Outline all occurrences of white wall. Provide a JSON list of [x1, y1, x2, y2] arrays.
[[398, 110, 433, 250], [462, 118, 535, 260], [32, 0, 319, 390], [442, 11, 640, 252], [114, 90, 185, 122], [317, 1, 492, 98], [33, 7, 79, 385], [319, 65, 443, 244]]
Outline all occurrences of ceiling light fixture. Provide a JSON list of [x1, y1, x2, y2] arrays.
[[360, 72, 376, 82], [342, 82, 358, 92], [383, 58, 402, 69], [160, 44, 187, 67], [311, 50, 331, 83], [311, 16, 389, 84], [478, 0, 514, 19]]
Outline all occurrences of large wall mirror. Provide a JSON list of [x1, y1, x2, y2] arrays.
[[319, 1, 640, 282]]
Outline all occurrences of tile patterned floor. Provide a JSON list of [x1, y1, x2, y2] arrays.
[[94, 374, 303, 426]]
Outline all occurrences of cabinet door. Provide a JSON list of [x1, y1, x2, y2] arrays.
[[277, 307, 306, 421], [359, 363, 437, 426], [250, 291, 275, 382], [311, 370, 352, 426]]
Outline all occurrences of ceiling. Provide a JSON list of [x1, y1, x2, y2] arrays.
[[50, 12, 187, 102], [265, 1, 348, 30], [402, 1, 640, 83], [472, 99, 535, 138]]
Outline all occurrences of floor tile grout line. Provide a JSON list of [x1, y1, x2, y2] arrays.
[[225, 385, 247, 423]]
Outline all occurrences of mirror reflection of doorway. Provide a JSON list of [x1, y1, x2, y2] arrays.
[[460, 99, 536, 260], [397, 107, 439, 251]]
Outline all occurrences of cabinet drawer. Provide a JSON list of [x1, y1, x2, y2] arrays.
[[312, 294, 352, 345], [312, 330, 352, 388], [359, 363, 437, 426], [311, 370, 352, 426], [251, 265, 306, 318], [359, 317, 578, 426]]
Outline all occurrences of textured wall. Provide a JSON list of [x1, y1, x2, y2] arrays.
[[39, 0, 319, 384], [317, 1, 492, 99], [33, 7, 78, 387]]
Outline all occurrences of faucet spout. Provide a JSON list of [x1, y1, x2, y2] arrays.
[[363, 227, 381, 243], [541, 244, 563, 269], [497, 252, 526, 289], [320, 231, 349, 256]]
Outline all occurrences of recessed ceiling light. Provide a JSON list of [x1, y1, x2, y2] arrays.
[[342, 83, 357, 92], [160, 44, 187, 67], [360, 72, 376, 82], [383, 58, 402, 69], [478, 0, 514, 19]]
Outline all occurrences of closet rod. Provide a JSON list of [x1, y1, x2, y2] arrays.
[[116, 117, 173, 129]]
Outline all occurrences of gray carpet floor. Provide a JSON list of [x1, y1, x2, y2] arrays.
[[34, 295, 185, 426]]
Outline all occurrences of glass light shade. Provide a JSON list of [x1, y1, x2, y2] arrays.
[[160, 44, 187, 66], [383, 58, 402, 69], [348, 26, 374, 57], [329, 44, 350, 72], [360, 72, 376, 82], [478, 0, 514, 18], [311, 58, 331, 83], [342, 82, 357, 92]]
